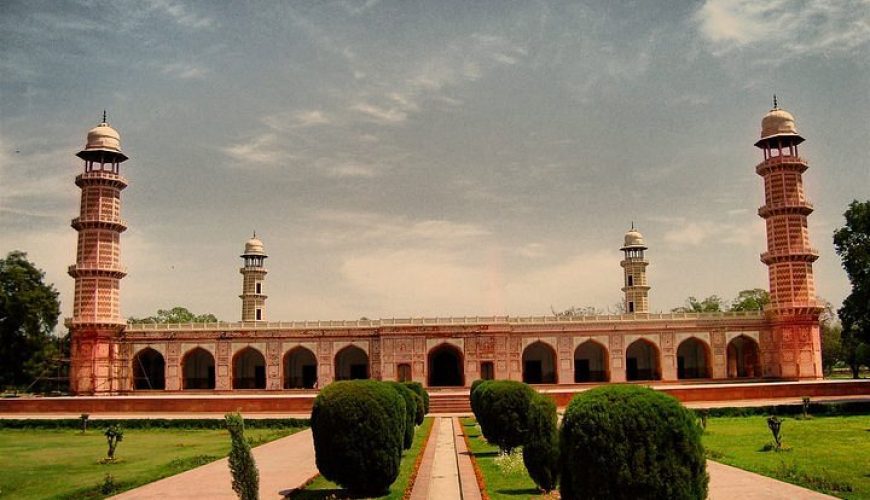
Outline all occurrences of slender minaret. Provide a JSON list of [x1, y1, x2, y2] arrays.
[[240, 233, 268, 321], [68, 114, 129, 394], [755, 98, 823, 378], [620, 225, 650, 313]]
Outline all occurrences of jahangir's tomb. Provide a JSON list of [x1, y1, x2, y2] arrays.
[[66, 104, 824, 395]]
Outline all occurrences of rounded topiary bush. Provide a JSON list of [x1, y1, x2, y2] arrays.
[[311, 380, 406, 495], [523, 394, 559, 492], [560, 385, 708, 500], [476, 380, 536, 452], [469, 379, 489, 420], [387, 381, 417, 449], [403, 381, 429, 415], [411, 392, 425, 425]]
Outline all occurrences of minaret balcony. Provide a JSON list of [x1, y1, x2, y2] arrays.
[[75, 172, 128, 189], [757, 202, 813, 218], [68, 264, 128, 278], [760, 247, 819, 265], [756, 156, 808, 176], [71, 217, 128, 232]]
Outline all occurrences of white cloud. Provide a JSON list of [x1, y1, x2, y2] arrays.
[[161, 62, 208, 80], [663, 219, 764, 247], [323, 162, 378, 178], [222, 134, 292, 165], [145, 0, 216, 29], [295, 110, 331, 127], [695, 0, 870, 59], [351, 102, 409, 124]]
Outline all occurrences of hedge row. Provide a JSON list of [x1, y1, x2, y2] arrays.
[[312, 380, 427, 496], [0, 417, 309, 430], [695, 400, 870, 418]]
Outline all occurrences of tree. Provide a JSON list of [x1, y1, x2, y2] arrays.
[[551, 306, 603, 318], [834, 200, 870, 378], [731, 289, 770, 311], [819, 302, 844, 375], [226, 412, 259, 500], [672, 295, 726, 313], [128, 306, 218, 324], [0, 251, 61, 388]]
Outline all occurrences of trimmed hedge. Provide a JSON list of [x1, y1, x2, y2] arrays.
[[469, 379, 489, 420], [523, 394, 559, 492], [402, 381, 429, 415], [560, 385, 708, 500], [476, 380, 536, 453], [311, 380, 405, 496], [411, 392, 425, 425], [387, 381, 417, 449], [0, 418, 309, 430]]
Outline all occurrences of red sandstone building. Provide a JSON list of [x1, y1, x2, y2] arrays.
[[67, 104, 823, 395]]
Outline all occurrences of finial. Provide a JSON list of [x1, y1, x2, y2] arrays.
[[631, 221, 635, 230], [773, 94, 778, 109], [252, 230, 256, 238], [102, 110, 107, 123]]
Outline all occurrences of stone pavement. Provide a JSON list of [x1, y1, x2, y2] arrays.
[[112, 428, 317, 499], [707, 460, 835, 499]]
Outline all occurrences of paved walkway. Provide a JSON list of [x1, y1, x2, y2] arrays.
[[112, 428, 317, 499], [708, 460, 835, 499]]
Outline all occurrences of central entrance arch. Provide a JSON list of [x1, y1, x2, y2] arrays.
[[428, 344, 464, 387], [132, 348, 165, 390], [284, 347, 318, 389], [677, 338, 711, 379], [727, 335, 761, 378], [522, 341, 557, 384], [233, 347, 266, 389], [182, 348, 215, 390], [335, 345, 369, 380], [626, 339, 661, 381], [574, 340, 609, 382]]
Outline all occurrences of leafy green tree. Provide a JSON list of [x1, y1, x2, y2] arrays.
[[128, 306, 218, 324], [834, 200, 870, 378], [672, 295, 726, 313], [730, 289, 770, 311], [0, 251, 61, 388]]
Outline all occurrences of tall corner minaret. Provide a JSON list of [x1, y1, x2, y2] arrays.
[[620, 225, 650, 313], [240, 233, 268, 321], [754, 97, 823, 378], [68, 113, 129, 394]]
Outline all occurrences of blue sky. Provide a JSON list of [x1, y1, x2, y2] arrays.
[[1, 0, 868, 322]]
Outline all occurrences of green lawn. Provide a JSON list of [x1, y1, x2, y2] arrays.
[[293, 417, 434, 499], [0, 426, 303, 499], [702, 415, 870, 499], [459, 417, 549, 500]]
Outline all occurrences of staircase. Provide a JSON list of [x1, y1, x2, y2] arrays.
[[428, 389, 471, 414]]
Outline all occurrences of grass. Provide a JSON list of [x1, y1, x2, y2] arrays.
[[460, 417, 552, 500], [702, 414, 870, 499], [292, 416, 434, 499], [0, 425, 305, 499]]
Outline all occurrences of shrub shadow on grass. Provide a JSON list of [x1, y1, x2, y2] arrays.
[[474, 450, 499, 458], [496, 487, 541, 496], [287, 488, 373, 499]]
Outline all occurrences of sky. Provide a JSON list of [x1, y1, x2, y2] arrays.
[[1, 0, 868, 324]]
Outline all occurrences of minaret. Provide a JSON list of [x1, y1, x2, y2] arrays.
[[755, 98, 823, 378], [620, 225, 650, 314], [68, 114, 129, 394], [240, 233, 268, 321]]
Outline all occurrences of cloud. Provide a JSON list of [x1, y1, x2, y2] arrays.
[[323, 162, 378, 178], [144, 0, 216, 29], [222, 134, 292, 165], [295, 110, 331, 127], [351, 102, 409, 125], [695, 0, 870, 60], [161, 62, 208, 80], [663, 219, 764, 247]]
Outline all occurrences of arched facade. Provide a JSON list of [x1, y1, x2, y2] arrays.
[[677, 337, 711, 379], [233, 347, 266, 389], [182, 347, 215, 390], [427, 343, 464, 387], [727, 335, 761, 378], [626, 339, 661, 381], [522, 341, 557, 384], [283, 347, 317, 389], [132, 348, 165, 390], [335, 345, 369, 380], [574, 340, 609, 382]]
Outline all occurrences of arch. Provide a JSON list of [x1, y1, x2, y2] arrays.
[[283, 347, 318, 389], [727, 335, 762, 378], [522, 341, 558, 384], [233, 347, 266, 389], [132, 348, 165, 390], [626, 339, 661, 381], [335, 345, 369, 381], [428, 343, 464, 387], [677, 337, 711, 379], [182, 347, 215, 390], [574, 340, 609, 382]]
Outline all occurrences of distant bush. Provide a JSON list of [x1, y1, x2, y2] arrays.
[[469, 379, 490, 420], [387, 381, 417, 449], [225, 412, 259, 500], [403, 381, 429, 414], [311, 380, 405, 496], [0, 418, 309, 430], [476, 380, 536, 453], [560, 385, 708, 500], [523, 394, 560, 492]]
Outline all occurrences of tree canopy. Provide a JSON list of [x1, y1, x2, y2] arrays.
[[671, 295, 727, 313], [834, 200, 870, 378], [730, 288, 770, 311], [129, 307, 218, 324], [0, 251, 61, 388]]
